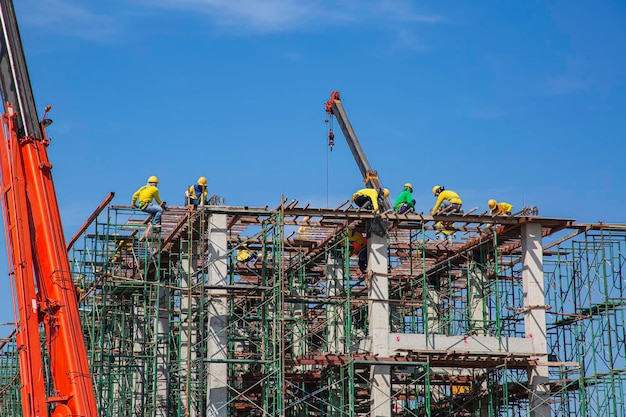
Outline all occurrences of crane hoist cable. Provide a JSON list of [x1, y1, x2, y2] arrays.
[[324, 110, 336, 206], [325, 112, 335, 151]]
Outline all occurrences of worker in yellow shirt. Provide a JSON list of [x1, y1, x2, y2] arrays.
[[352, 188, 389, 214], [237, 243, 259, 264], [435, 221, 456, 241], [431, 185, 463, 215], [296, 216, 311, 239], [132, 176, 166, 228], [488, 199, 513, 215]]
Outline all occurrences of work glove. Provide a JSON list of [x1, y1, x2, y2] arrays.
[[161, 201, 167, 209]]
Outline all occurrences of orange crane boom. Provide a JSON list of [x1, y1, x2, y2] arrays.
[[0, 1, 98, 416]]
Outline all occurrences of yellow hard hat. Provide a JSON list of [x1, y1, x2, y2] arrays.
[[148, 175, 159, 183], [488, 199, 497, 209], [198, 176, 207, 186], [404, 183, 413, 192], [432, 185, 442, 196], [383, 188, 390, 198]]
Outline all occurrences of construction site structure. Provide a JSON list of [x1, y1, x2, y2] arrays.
[[0, 195, 624, 417], [0, 0, 625, 415]]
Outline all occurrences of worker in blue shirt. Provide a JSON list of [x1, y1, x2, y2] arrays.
[[186, 176, 209, 207]]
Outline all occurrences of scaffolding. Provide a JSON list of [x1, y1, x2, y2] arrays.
[[0, 197, 625, 417]]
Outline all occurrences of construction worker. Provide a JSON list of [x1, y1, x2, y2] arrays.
[[185, 176, 209, 207], [132, 176, 166, 228], [431, 185, 463, 215], [296, 216, 311, 239], [358, 248, 368, 273], [488, 199, 513, 216], [435, 221, 456, 242], [347, 227, 367, 256], [352, 188, 389, 215], [394, 183, 415, 214], [237, 243, 259, 264]]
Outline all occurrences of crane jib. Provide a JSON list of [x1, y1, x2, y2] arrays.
[[325, 91, 392, 213]]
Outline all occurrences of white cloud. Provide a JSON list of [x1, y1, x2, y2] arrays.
[[142, 0, 322, 33], [18, 0, 118, 41], [386, 27, 428, 53], [139, 0, 441, 34], [16, 0, 442, 49], [370, 0, 442, 23]]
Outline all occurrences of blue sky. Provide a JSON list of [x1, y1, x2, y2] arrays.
[[0, 0, 624, 323]]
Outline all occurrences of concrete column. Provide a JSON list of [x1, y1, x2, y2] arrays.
[[326, 254, 345, 415], [368, 232, 391, 417], [521, 222, 550, 417], [207, 214, 228, 417], [425, 287, 442, 338], [468, 261, 487, 335], [292, 274, 306, 357], [326, 254, 345, 353], [132, 303, 146, 415], [180, 229, 199, 417], [155, 287, 170, 417]]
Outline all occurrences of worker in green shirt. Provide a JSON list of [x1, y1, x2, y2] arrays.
[[394, 183, 415, 214]]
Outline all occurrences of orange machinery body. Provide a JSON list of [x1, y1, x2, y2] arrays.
[[0, 104, 98, 417]]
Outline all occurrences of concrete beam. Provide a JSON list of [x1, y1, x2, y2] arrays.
[[388, 333, 534, 354]]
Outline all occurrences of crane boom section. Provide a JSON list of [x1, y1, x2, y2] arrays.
[[327, 96, 374, 181], [0, 1, 98, 416], [0, 105, 47, 417], [325, 91, 391, 212]]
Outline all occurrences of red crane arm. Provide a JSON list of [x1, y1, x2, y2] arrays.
[[0, 104, 98, 417], [0, 104, 47, 417], [0, 0, 99, 414]]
